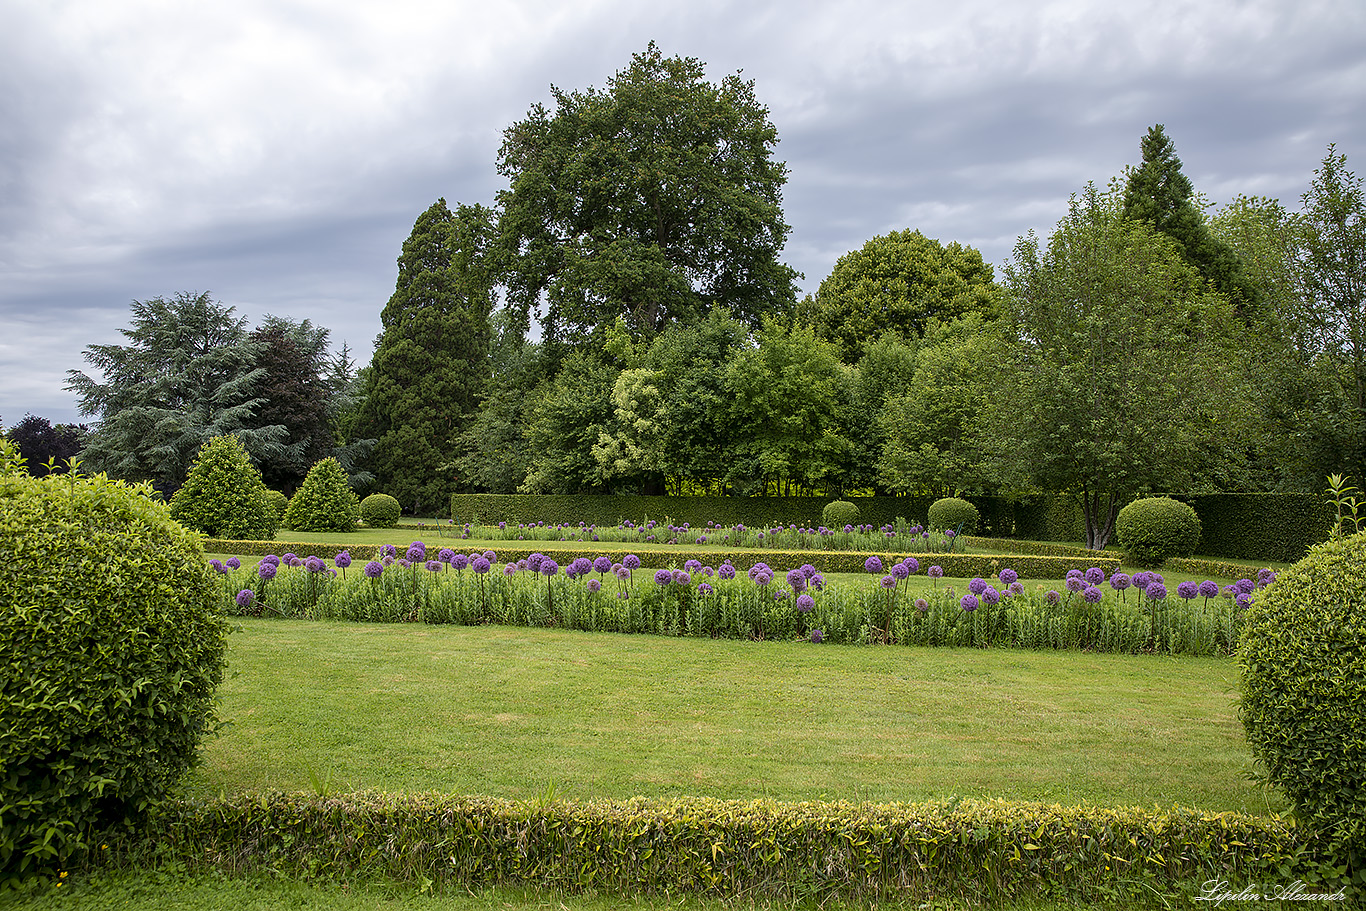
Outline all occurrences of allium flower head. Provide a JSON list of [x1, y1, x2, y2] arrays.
[[396, 559, 410, 569], [1109, 573, 1131, 591], [1008, 581, 1024, 596], [1085, 567, 1105, 586], [998, 568, 1017, 585], [1177, 581, 1199, 600], [363, 561, 383, 578], [673, 570, 691, 586], [235, 589, 254, 609], [697, 582, 713, 595], [209, 559, 225, 574], [305, 556, 326, 573], [226, 557, 241, 570], [1235, 592, 1253, 610], [379, 545, 397, 559], [1146, 582, 1167, 600], [527, 553, 545, 572], [258, 561, 277, 581], [960, 593, 979, 612], [1235, 578, 1256, 595], [880, 574, 897, 589], [334, 551, 351, 569], [968, 577, 987, 595], [1256, 568, 1276, 588], [914, 598, 928, 611], [902, 557, 919, 574], [718, 564, 736, 581], [426, 560, 442, 572], [1065, 576, 1085, 593], [540, 559, 559, 577], [928, 566, 943, 579], [594, 556, 612, 574], [1198, 580, 1220, 598], [471, 557, 490, 574], [1083, 585, 1103, 604], [982, 585, 1000, 605], [810, 629, 824, 643], [864, 556, 883, 574], [453, 554, 469, 570], [623, 554, 641, 570], [796, 593, 815, 613], [655, 569, 673, 586], [891, 563, 910, 581], [801, 564, 817, 579], [586, 579, 601, 593], [787, 568, 807, 591], [1132, 571, 1153, 590], [1046, 590, 1061, 605], [685, 559, 702, 574], [754, 570, 773, 586], [504, 563, 518, 576]]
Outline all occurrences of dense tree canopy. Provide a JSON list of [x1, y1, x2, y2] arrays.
[[811, 229, 1001, 364], [246, 316, 335, 493], [64, 292, 293, 495], [496, 42, 798, 348], [359, 199, 495, 513], [3, 414, 87, 476]]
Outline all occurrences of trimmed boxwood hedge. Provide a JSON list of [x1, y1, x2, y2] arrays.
[[1177, 494, 1332, 564], [122, 792, 1309, 904]]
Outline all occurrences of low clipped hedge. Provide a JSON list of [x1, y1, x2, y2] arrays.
[[122, 793, 1308, 905], [202, 539, 1119, 580]]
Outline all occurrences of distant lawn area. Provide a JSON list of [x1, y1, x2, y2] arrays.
[[188, 619, 1280, 816]]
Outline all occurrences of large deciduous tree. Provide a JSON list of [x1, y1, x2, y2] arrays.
[[996, 184, 1239, 549], [811, 229, 1001, 364], [64, 291, 292, 495], [496, 42, 798, 348], [359, 199, 495, 514], [1122, 124, 1261, 311]]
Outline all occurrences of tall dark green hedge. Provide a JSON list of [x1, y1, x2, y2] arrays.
[[1178, 494, 1332, 563]]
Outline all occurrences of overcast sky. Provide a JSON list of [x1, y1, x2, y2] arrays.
[[2, 0, 1363, 426]]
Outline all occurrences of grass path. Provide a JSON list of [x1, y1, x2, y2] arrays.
[[188, 619, 1280, 815]]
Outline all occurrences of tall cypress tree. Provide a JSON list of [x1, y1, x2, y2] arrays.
[[359, 199, 494, 514], [1122, 124, 1262, 311]]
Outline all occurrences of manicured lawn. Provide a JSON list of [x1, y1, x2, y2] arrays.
[[187, 619, 1279, 815]]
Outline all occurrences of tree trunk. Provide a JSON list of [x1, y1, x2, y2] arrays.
[[1082, 489, 1119, 550]]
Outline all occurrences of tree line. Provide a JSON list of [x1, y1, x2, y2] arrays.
[[17, 45, 1362, 550]]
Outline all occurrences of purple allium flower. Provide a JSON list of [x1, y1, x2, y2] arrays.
[[226, 556, 241, 570], [796, 593, 815, 613], [452, 554, 469, 570], [1257, 568, 1276, 588], [655, 569, 673, 586], [787, 568, 807, 591], [1198, 580, 1220, 598], [674, 570, 692, 586], [945, 529, 956, 538], [1046, 590, 1061, 605], [258, 561, 277, 581], [1109, 572, 1131, 591], [363, 561, 383, 579], [467, 557, 487, 574], [282, 552, 298, 563], [810, 629, 824, 644], [864, 556, 884, 574], [209, 559, 225, 574], [748, 562, 770, 581], [426, 560, 442, 572], [982, 585, 1000, 605], [623, 554, 641, 570], [914, 598, 928, 612], [810, 573, 825, 591], [1146, 582, 1167, 601], [843, 524, 854, 533], [1008, 581, 1024, 596], [305, 556, 327, 573], [968, 577, 987, 595], [960, 593, 979, 612], [754, 570, 773, 586], [1085, 567, 1105, 586], [483, 550, 496, 562], [616, 566, 631, 580], [1083, 585, 1104, 604], [685, 559, 702, 574], [718, 564, 736, 581], [379, 544, 397, 559], [593, 556, 612, 574], [438, 548, 455, 563], [334, 551, 352, 569], [527, 553, 545, 572], [586, 578, 601, 593], [235, 589, 254, 609], [891, 562, 910, 581], [1222, 584, 1238, 598], [697, 582, 714, 595], [396, 559, 410, 569], [1132, 571, 1153, 590], [998, 568, 1017, 585], [928, 566, 943, 579], [801, 564, 817, 579], [1177, 581, 1199, 600], [1065, 576, 1085, 593], [1235, 593, 1253, 610], [540, 559, 559, 577], [382, 555, 395, 566], [880, 574, 897, 590], [1235, 578, 1256, 595], [504, 563, 517, 577], [902, 557, 920, 574]]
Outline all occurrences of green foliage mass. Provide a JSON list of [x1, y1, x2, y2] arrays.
[[169, 435, 279, 539], [812, 229, 1001, 364], [360, 199, 494, 514], [1114, 497, 1202, 567], [359, 493, 402, 528], [283, 458, 360, 533], [0, 469, 227, 883], [265, 489, 289, 526], [1240, 533, 1366, 890], [927, 496, 979, 535], [821, 499, 860, 527]]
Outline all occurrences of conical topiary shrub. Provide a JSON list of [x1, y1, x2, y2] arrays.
[[283, 457, 360, 533], [169, 435, 278, 539]]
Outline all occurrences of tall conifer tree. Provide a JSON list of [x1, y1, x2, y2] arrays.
[[359, 199, 494, 514], [1122, 124, 1262, 311]]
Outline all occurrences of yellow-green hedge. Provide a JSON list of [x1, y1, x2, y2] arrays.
[[121, 793, 1308, 904]]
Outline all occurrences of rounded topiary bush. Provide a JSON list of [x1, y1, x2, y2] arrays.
[[283, 457, 360, 533], [1240, 532, 1366, 887], [265, 488, 289, 527], [1, 469, 227, 881], [822, 499, 860, 528], [928, 497, 979, 535], [1114, 497, 1201, 567], [360, 493, 402, 528], [169, 435, 278, 539]]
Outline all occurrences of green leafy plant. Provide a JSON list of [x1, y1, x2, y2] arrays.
[[1240, 532, 1366, 897], [927, 497, 979, 535], [265, 489, 289, 527], [821, 499, 860, 528], [1327, 473, 1364, 538], [359, 493, 402, 528], [1, 467, 228, 885], [168, 435, 278, 539], [1114, 497, 1201, 567], [283, 458, 360, 533]]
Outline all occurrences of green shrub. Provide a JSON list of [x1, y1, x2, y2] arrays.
[[928, 497, 979, 535], [265, 489, 289, 526], [169, 435, 278, 539], [1115, 497, 1201, 567], [1240, 532, 1366, 892], [0, 470, 227, 884], [360, 493, 402, 528], [283, 458, 360, 533], [821, 499, 860, 528]]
